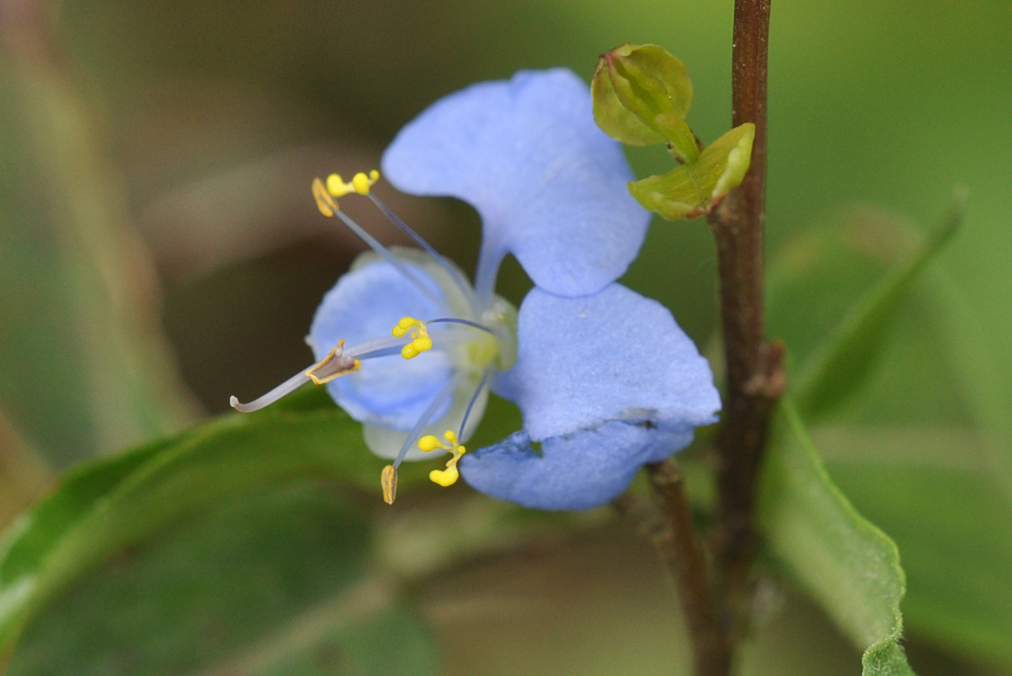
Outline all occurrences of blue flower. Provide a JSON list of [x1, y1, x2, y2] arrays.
[[231, 69, 720, 509]]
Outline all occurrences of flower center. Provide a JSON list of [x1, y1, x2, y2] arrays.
[[231, 169, 518, 505]]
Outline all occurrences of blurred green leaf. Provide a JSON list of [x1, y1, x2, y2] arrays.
[[5, 482, 385, 676], [766, 207, 914, 371], [627, 122, 754, 221], [760, 400, 915, 676], [0, 395, 438, 660], [0, 408, 52, 527], [791, 196, 964, 420], [922, 268, 1012, 506], [766, 202, 964, 424], [813, 426, 1012, 665], [0, 41, 196, 467], [767, 205, 1012, 667], [257, 607, 437, 676]]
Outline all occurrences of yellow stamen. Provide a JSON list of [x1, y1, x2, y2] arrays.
[[326, 173, 348, 198], [381, 464, 397, 505], [305, 341, 361, 385], [391, 316, 433, 360], [312, 178, 338, 217], [324, 169, 381, 200], [352, 172, 372, 195], [418, 434, 442, 451], [429, 465, 460, 487], [418, 429, 466, 487]]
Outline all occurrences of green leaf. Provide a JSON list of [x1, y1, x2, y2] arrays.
[[760, 400, 915, 676], [0, 401, 434, 660], [6, 482, 379, 676], [813, 425, 1012, 665], [627, 123, 755, 221], [766, 204, 1012, 665], [793, 196, 964, 420]]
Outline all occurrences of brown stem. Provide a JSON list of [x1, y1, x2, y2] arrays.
[[707, 0, 784, 648], [642, 460, 731, 676]]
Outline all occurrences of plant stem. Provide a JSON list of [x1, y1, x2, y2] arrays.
[[643, 460, 731, 676], [707, 0, 784, 652]]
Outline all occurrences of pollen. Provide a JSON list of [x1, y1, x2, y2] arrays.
[[325, 169, 381, 199], [391, 316, 433, 359], [418, 430, 466, 487]]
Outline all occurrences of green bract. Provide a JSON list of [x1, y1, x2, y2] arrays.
[[628, 123, 755, 220], [592, 44, 697, 161], [592, 44, 756, 221]]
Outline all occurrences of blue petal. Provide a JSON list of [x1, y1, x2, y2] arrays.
[[493, 284, 721, 441], [309, 259, 454, 430], [460, 420, 694, 510], [381, 68, 650, 298]]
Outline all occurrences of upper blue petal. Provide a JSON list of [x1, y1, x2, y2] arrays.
[[459, 420, 694, 510], [309, 259, 453, 430], [492, 284, 721, 441], [381, 68, 650, 298]]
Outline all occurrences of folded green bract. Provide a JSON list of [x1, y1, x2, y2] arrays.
[[592, 43, 755, 220]]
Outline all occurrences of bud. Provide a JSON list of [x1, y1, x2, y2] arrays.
[[592, 44, 698, 163], [628, 123, 755, 220]]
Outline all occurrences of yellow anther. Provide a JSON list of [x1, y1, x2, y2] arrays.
[[312, 178, 338, 217], [352, 172, 371, 195], [402, 336, 433, 360], [324, 169, 380, 199], [381, 464, 397, 505], [392, 316, 419, 337], [418, 435, 442, 452], [419, 430, 466, 488], [429, 465, 460, 487], [391, 317, 432, 359], [326, 173, 351, 198]]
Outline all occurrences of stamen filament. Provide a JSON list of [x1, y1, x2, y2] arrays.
[[458, 369, 492, 439], [313, 177, 447, 308], [394, 377, 459, 469], [427, 317, 495, 334], [367, 193, 479, 313], [331, 210, 445, 307], [343, 335, 408, 358], [230, 370, 309, 413], [354, 346, 407, 360], [381, 374, 460, 505], [231, 341, 362, 413]]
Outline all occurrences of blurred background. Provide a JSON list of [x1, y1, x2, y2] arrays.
[[0, 0, 1010, 674]]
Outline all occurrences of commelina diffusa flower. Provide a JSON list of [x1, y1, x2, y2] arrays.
[[231, 69, 720, 510]]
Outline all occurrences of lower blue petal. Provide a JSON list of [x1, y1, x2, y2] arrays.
[[493, 284, 721, 441], [460, 419, 695, 510]]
